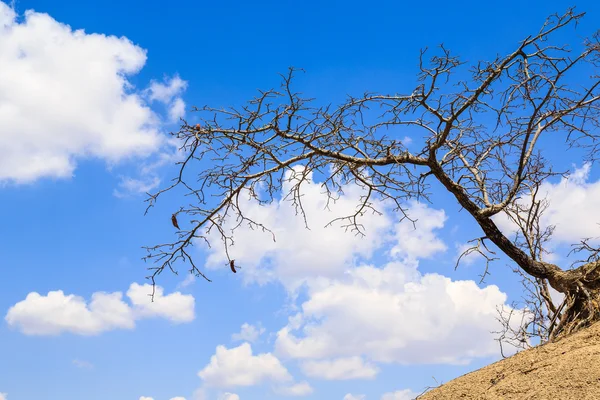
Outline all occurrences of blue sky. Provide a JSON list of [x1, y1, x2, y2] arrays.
[[1, 1, 600, 400]]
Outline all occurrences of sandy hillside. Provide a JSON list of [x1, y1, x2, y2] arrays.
[[419, 321, 600, 399]]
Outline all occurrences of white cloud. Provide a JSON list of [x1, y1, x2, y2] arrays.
[[177, 274, 196, 289], [198, 343, 292, 388], [199, 167, 513, 366], [0, 393, 6, 400], [537, 164, 600, 242], [495, 164, 600, 246], [147, 75, 188, 123], [147, 75, 187, 103], [168, 97, 186, 122], [5, 283, 194, 335], [139, 397, 186, 400], [380, 389, 417, 400], [231, 323, 265, 343], [217, 394, 240, 400], [114, 142, 183, 198], [343, 394, 365, 400], [113, 176, 161, 198], [5, 290, 134, 335], [454, 242, 484, 266], [0, 2, 186, 184], [203, 167, 448, 292], [127, 283, 195, 323], [300, 357, 378, 380], [273, 381, 313, 396], [192, 388, 207, 400], [390, 201, 447, 259], [275, 260, 513, 365]]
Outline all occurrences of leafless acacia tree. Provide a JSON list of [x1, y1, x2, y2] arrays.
[[145, 9, 600, 341]]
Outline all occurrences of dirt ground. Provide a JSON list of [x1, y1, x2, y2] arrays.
[[419, 321, 600, 399]]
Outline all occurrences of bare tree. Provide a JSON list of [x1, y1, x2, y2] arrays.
[[144, 9, 600, 341]]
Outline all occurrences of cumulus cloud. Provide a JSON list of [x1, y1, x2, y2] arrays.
[[217, 394, 239, 400], [199, 166, 515, 366], [300, 357, 378, 380], [273, 381, 313, 396], [192, 388, 207, 400], [127, 283, 195, 323], [147, 75, 187, 102], [198, 343, 292, 388], [146, 75, 188, 122], [495, 164, 600, 246], [231, 323, 265, 343], [0, 2, 190, 184], [390, 201, 447, 259], [343, 394, 365, 400], [275, 259, 513, 365], [5, 290, 134, 335], [139, 397, 185, 400], [203, 167, 448, 292], [536, 164, 600, 242], [0, 393, 6, 400], [168, 98, 186, 122], [5, 283, 194, 335], [380, 389, 418, 400]]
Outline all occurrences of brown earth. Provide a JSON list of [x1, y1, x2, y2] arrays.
[[419, 321, 600, 400]]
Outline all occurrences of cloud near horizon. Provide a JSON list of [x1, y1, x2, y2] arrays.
[[198, 168, 519, 369]]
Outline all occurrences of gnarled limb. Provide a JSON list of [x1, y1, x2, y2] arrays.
[[145, 9, 600, 340]]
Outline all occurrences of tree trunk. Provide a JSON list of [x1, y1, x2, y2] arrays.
[[546, 263, 600, 340], [430, 160, 600, 340]]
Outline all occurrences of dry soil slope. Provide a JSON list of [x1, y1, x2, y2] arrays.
[[420, 321, 600, 400]]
